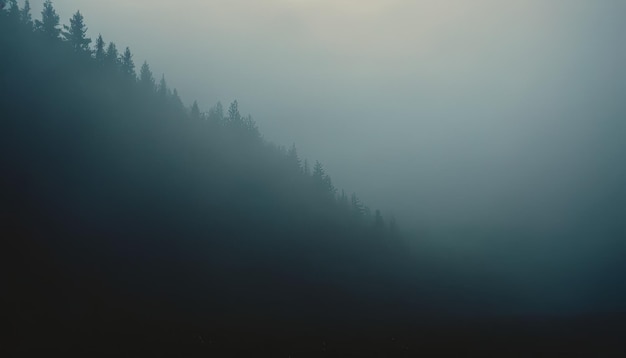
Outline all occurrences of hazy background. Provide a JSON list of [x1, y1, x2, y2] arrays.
[[28, 1, 624, 245]]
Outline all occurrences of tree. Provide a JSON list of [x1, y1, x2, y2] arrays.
[[288, 143, 301, 169], [208, 102, 224, 122], [171, 89, 184, 112], [228, 100, 241, 123], [19, 0, 32, 28], [157, 74, 168, 97], [63, 10, 91, 52], [139, 61, 155, 91], [303, 159, 310, 176], [119, 47, 135, 78], [313, 161, 324, 180], [6, 0, 18, 22], [190, 100, 200, 119], [105, 42, 119, 67], [94, 34, 105, 63], [351, 193, 365, 217], [36, 0, 61, 39]]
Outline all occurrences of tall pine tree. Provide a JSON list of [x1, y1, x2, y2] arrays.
[[63, 10, 91, 52], [36, 0, 60, 39]]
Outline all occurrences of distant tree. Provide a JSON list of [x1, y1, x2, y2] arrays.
[[36, 0, 61, 39], [139, 61, 155, 90], [339, 189, 349, 208], [171, 88, 184, 112], [208, 101, 224, 122], [303, 159, 310, 176], [190, 100, 200, 119], [119, 47, 135, 78], [94, 34, 105, 63], [63, 10, 91, 52], [288, 143, 301, 169], [19, 0, 32, 27], [228, 100, 241, 123], [6, 0, 18, 22], [104, 42, 119, 67], [313, 160, 324, 180], [157, 74, 168, 97], [351, 193, 365, 216]]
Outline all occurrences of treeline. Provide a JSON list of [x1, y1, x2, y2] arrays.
[[2, 0, 436, 334], [0, 0, 397, 233]]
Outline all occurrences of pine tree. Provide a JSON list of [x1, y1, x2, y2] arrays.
[[20, 0, 32, 28], [228, 100, 241, 123], [105, 42, 119, 67], [36, 0, 60, 39], [157, 74, 168, 97], [351, 193, 365, 217], [63, 10, 91, 52], [171, 89, 184, 112], [303, 159, 310, 176], [288, 143, 301, 169], [94, 34, 105, 63], [119, 47, 135, 78], [190, 100, 200, 119], [208, 102, 224, 122], [139, 61, 155, 90], [6, 0, 18, 22]]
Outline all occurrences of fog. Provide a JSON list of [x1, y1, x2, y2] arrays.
[[27, 0, 625, 308]]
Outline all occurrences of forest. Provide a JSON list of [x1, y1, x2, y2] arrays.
[[1, 2, 624, 356]]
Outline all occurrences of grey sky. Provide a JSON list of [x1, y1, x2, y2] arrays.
[[29, 1, 626, 234]]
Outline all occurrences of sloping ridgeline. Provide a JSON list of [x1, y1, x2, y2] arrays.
[[0, 1, 444, 352], [3, 2, 625, 357]]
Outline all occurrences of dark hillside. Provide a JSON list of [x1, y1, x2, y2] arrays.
[[1, 3, 624, 356]]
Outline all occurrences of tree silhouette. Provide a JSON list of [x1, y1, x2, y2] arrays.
[[288, 143, 301, 170], [228, 100, 241, 123], [208, 102, 224, 122], [94, 34, 105, 64], [157, 74, 168, 97], [36, 0, 60, 39], [120, 47, 135, 78], [6, 0, 18, 23], [105, 42, 119, 67], [190, 100, 200, 119], [139, 61, 155, 91], [19, 0, 31, 28], [63, 10, 91, 52]]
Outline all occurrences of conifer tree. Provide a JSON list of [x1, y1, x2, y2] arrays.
[[36, 0, 60, 39], [105, 42, 118, 67], [63, 10, 91, 52], [120, 47, 135, 78], [20, 0, 32, 28], [303, 159, 310, 176], [190, 101, 200, 119], [139, 61, 155, 90], [6, 0, 18, 22], [157, 74, 168, 97], [208, 102, 224, 122], [288, 143, 301, 169], [171, 89, 184, 111], [228, 100, 241, 123], [94, 34, 105, 63]]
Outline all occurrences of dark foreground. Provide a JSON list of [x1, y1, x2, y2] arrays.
[[6, 312, 626, 357]]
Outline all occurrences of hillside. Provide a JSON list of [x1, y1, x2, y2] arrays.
[[1, 3, 624, 357]]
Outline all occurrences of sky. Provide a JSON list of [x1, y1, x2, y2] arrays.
[[28, 1, 625, 237]]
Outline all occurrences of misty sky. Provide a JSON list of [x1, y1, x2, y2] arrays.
[[29, 0, 625, 234]]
